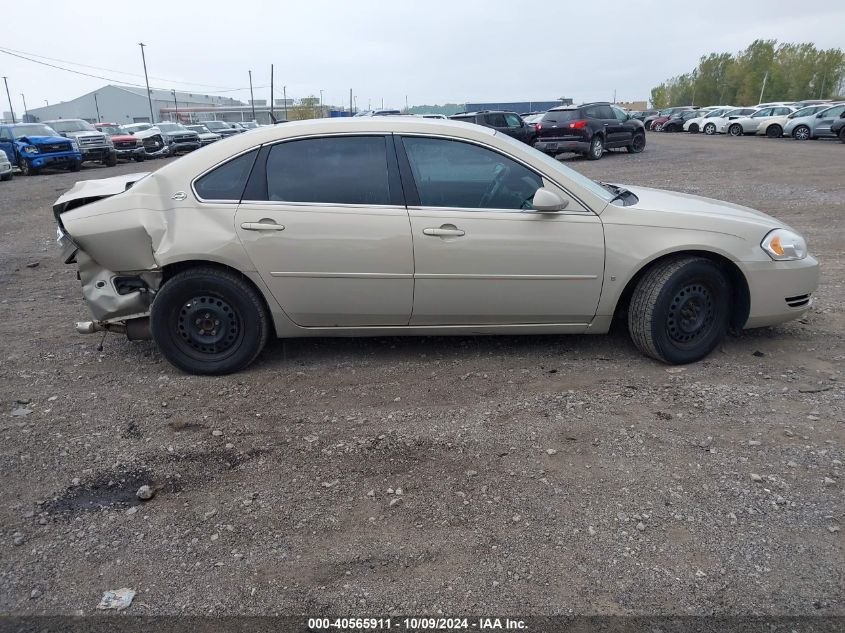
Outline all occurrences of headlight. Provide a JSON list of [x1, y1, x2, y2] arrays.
[[136, 139, 144, 147], [104, 136, 114, 147], [22, 145, 39, 154], [761, 229, 807, 261], [70, 140, 79, 150]]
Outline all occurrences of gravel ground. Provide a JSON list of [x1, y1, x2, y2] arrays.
[[0, 133, 843, 617]]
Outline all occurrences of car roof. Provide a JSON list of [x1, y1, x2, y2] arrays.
[[451, 110, 518, 116]]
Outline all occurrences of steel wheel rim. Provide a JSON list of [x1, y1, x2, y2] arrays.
[[666, 282, 716, 347], [173, 294, 243, 359]]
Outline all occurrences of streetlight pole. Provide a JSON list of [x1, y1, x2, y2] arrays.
[[319, 89, 323, 118], [283, 85, 288, 121], [20, 93, 28, 121], [138, 43, 155, 123], [93, 92, 101, 122], [171, 89, 178, 121], [248, 70, 255, 121], [2, 77, 15, 123]]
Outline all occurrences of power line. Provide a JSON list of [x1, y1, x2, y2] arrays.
[[0, 46, 268, 95], [0, 44, 232, 89]]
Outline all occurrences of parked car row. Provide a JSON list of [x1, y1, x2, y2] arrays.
[[447, 102, 646, 161], [0, 119, 261, 177], [639, 100, 845, 142]]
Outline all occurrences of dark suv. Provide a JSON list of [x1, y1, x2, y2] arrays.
[[533, 102, 645, 160], [449, 111, 534, 143]]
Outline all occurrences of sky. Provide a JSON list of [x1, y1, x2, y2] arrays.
[[2, 0, 844, 114]]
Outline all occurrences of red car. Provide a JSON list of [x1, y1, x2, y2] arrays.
[[93, 123, 145, 162]]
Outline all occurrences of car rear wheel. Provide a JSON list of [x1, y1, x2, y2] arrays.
[[839, 127, 845, 143], [587, 136, 603, 160], [689, 124, 699, 133], [703, 122, 716, 135], [792, 125, 811, 140], [728, 124, 743, 136], [150, 267, 270, 375], [765, 124, 783, 138], [628, 256, 730, 365], [626, 133, 645, 153]]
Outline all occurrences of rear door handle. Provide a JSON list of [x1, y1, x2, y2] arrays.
[[241, 222, 285, 231], [423, 227, 465, 237]]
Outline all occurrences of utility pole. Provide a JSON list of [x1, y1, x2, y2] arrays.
[[270, 64, 274, 122], [3, 77, 15, 123], [171, 89, 177, 121], [93, 92, 101, 122], [44, 100, 49, 106], [283, 85, 288, 121], [758, 70, 769, 105], [20, 93, 28, 121], [320, 90, 324, 118], [350, 88, 353, 116], [248, 70, 255, 121], [138, 43, 155, 123], [405, 95, 408, 112], [381, 97, 384, 110]]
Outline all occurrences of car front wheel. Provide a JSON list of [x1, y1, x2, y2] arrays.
[[150, 267, 271, 375], [766, 124, 783, 138], [839, 127, 845, 143], [703, 122, 716, 135], [626, 133, 645, 153], [628, 256, 730, 365], [19, 158, 38, 176], [728, 124, 743, 136], [792, 125, 811, 140]]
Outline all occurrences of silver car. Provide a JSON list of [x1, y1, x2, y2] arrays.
[[784, 102, 845, 140], [53, 118, 819, 374]]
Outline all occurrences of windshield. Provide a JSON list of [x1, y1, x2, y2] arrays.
[[156, 123, 187, 133], [11, 124, 58, 139], [97, 125, 123, 135], [203, 121, 228, 130], [187, 125, 209, 133], [47, 120, 96, 133], [704, 109, 725, 118]]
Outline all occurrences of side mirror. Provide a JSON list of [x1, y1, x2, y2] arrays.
[[816, 113, 824, 118], [533, 187, 568, 212]]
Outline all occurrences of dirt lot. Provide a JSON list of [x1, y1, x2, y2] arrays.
[[1, 133, 843, 617]]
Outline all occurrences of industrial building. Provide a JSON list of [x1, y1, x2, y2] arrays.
[[23, 84, 289, 125], [464, 99, 573, 113]]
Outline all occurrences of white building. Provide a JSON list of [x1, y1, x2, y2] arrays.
[[25, 85, 244, 125]]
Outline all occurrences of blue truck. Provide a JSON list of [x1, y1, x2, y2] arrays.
[[0, 123, 84, 176]]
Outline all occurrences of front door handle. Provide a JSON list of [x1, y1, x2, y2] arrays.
[[423, 226, 465, 237], [241, 222, 285, 231]]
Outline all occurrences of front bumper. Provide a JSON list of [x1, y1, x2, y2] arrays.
[[80, 146, 116, 162], [170, 142, 201, 154], [28, 151, 83, 168], [534, 139, 590, 154], [0, 161, 12, 175], [114, 145, 146, 159], [740, 256, 820, 328]]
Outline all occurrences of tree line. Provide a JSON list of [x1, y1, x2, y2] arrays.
[[650, 40, 845, 109]]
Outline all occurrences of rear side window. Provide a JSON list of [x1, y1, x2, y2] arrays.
[[504, 113, 523, 128], [265, 136, 391, 205], [485, 113, 508, 127], [194, 149, 258, 201]]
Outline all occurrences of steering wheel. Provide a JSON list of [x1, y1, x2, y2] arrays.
[[478, 164, 510, 208]]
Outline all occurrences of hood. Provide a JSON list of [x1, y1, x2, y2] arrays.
[[60, 130, 105, 139], [17, 135, 70, 145], [197, 132, 220, 140], [53, 172, 151, 217], [618, 184, 785, 234]]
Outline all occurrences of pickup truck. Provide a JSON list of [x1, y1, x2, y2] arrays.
[[94, 123, 146, 162], [45, 119, 117, 166], [0, 123, 83, 175]]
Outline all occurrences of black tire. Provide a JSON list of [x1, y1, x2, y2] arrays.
[[839, 127, 845, 143], [626, 133, 646, 153], [728, 123, 743, 137], [104, 153, 118, 167], [689, 124, 699, 133], [0, 172, 12, 181], [628, 256, 731, 365], [587, 135, 603, 160], [765, 124, 783, 138], [68, 161, 81, 172], [703, 122, 716, 135], [19, 157, 38, 176], [134, 155, 146, 162], [792, 125, 811, 141], [150, 267, 270, 375]]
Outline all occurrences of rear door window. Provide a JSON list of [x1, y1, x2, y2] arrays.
[[541, 110, 580, 124], [265, 136, 392, 205]]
